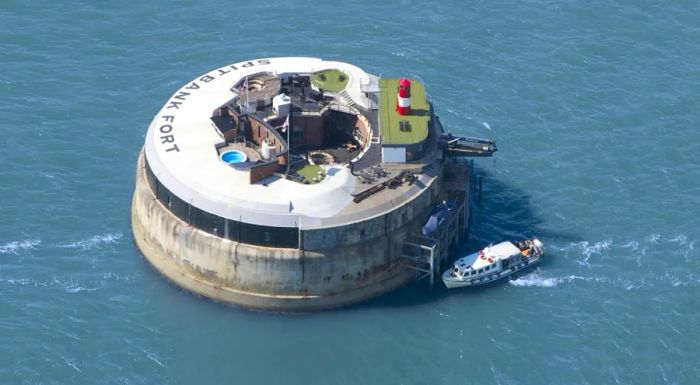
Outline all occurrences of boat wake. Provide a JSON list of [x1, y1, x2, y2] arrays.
[[509, 273, 558, 287], [509, 272, 610, 288], [555, 240, 612, 265], [510, 270, 700, 290], [553, 233, 698, 267]]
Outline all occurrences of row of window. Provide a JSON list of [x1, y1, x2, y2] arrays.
[[460, 263, 496, 276], [144, 157, 299, 249]]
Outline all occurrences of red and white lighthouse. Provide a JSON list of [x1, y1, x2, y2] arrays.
[[396, 78, 411, 115]]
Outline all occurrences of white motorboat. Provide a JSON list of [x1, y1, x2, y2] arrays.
[[442, 239, 544, 289]]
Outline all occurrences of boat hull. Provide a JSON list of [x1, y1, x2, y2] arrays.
[[442, 255, 542, 289]]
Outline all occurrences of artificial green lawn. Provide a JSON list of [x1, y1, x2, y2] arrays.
[[311, 69, 349, 93], [378, 78, 430, 146]]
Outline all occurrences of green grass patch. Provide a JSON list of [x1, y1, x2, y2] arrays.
[[296, 164, 324, 183], [311, 69, 349, 93], [379, 78, 430, 146]]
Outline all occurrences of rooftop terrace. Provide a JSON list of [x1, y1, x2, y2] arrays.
[[146, 57, 447, 230], [311, 69, 349, 93], [379, 78, 430, 146]]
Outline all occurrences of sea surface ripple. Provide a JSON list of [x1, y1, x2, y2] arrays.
[[1, 1, 698, 384]]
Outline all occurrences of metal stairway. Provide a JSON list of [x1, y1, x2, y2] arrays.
[[337, 89, 357, 107]]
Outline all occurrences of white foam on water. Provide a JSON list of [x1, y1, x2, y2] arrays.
[[148, 353, 165, 368], [509, 272, 559, 287], [510, 270, 699, 290], [568, 275, 611, 284], [100, 272, 137, 281], [54, 277, 101, 293], [511, 273, 600, 288], [623, 282, 643, 291], [618, 233, 699, 264], [581, 240, 612, 258], [685, 240, 697, 262], [0, 276, 101, 293], [59, 232, 123, 251], [64, 284, 94, 293], [61, 355, 81, 373], [1, 278, 32, 286], [574, 259, 590, 267], [618, 240, 642, 266], [669, 235, 687, 245], [646, 233, 660, 243], [0, 239, 41, 254], [481, 121, 492, 130], [560, 240, 612, 265], [662, 272, 696, 288]]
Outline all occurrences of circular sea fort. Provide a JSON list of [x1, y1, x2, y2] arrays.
[[131, 57, 491, 310]]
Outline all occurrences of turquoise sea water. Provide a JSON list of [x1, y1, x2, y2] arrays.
[[1, 1, 699, 384]]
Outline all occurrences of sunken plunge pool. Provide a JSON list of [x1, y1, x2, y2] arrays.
[[219, 150, 248, 164]]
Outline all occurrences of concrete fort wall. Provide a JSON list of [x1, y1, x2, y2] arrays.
[[132, 149, 443, 311]]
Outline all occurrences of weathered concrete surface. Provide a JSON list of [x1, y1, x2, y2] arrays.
[[131, 149, 442, 311]]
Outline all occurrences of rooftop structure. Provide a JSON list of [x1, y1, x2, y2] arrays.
[[143, 57, 449, 233]]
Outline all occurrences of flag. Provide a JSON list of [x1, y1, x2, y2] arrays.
[[242, 76, 251, 113], [282, 114, 289, 133]]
